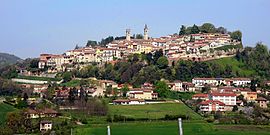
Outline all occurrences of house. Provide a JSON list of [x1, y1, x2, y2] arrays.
[[192, 78, 226, 87], [113, 99, 145, 105], [226, 78, 251, 86], [25, 108, 59, 118], [242, 92, 257, 102], [182, 82, 196, 92], [127, 88, 158, 100], [192, 93, 209, 100], [40, 120, 52, 131], [167, 80, 183, 91], [209, 93, 237, 106], [199, 100, 225, 112], [256, 97, 268, 108]]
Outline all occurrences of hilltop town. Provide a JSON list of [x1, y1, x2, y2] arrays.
[[38, 24, 242, 72]]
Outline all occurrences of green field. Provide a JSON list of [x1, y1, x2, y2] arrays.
[[109, 103, 202, 120], [60, 79, 81, 87], [0, 103, 16, 125], [73, 102, 270, 135], [74, 121, 270, 135]]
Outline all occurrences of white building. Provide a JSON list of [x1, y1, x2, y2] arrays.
[[192, 78, 226, 87], [113, 99, 145, 105], [209, 93, 236, 106], [40, 121, 52, 131]]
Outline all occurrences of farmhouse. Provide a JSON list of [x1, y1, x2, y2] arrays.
[[199, 100, 225, 112], [127, 88, 158, 100], [113, 99, 145, 105], [25, 108, 59, 118]]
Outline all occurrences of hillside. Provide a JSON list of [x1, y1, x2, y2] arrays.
[[0, 52, 22, 67]]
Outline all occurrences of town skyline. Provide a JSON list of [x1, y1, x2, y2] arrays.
[[0, 0, 270, 59]]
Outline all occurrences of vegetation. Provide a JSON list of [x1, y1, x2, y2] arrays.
[[74, 121, 270, 135], [0, 103, 17, 125], [178, 23, 242, 42], [108, 103, 202, 120], [0, 52, 21, 68]]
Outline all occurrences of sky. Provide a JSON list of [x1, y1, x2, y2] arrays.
[[0, 0, 270, 58]]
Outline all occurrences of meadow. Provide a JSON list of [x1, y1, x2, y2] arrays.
[[73, 102, 270, 135], [74, 121, 270, 135], [0, 103, 16, 125], [108, 102, 202, 120]]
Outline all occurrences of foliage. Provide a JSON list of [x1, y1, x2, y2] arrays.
[[62, 72, 72, 82], [230, 30, 242, 41], [156, 56, 168, 69], [179, 25, 186, 35]]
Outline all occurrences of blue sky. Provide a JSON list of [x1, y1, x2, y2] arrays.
[[0, 0, 270, 58]]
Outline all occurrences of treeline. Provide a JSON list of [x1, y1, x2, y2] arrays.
[[179, 23, 242, 41]]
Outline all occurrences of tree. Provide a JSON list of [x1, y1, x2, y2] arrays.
[[68, 87, 76, 104], [200, 23, 216, 33], [153, 49, 163, 64], [201, 85, 211, 93], [121, 84, 129, 97], [232, 105, 238, 112], [157, 56, 168, 69], [216, 27, 227, 34], [86, 40, 98, 47], [179, 25, 186, 35], [190, 24, 200, 34], [74, 44, 80, 49], [154, 81, 170, 98], [230, 30, 242, 41], [62, 72, 72, 82], [135, 34, 143, 39], [29, 58, 39, 69], [23, 93, 28, 101]]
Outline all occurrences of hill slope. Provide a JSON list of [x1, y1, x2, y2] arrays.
[[0, 52, 22, 67]]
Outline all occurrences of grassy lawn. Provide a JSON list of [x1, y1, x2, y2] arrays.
[[0, 103, 16, 125], [108, 103, 202, 120], [16, 75, 62, 81], [60, 79, 81, 87], [74, 121, 270, 135]]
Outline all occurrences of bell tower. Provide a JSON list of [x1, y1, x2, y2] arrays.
[[126, 29, 131, 41], [144, 24, 149, 40]]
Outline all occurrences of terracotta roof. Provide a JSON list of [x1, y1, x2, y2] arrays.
[[199, 100, 225, 106], [256, 97, 267, 101], [192, 93, 208, 98], [211, 93, 237, 97]]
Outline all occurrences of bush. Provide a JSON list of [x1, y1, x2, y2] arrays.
[[161, 114, 190, 120], [81, 118, 88, 124]]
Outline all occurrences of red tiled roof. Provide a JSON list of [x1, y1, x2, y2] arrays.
[[211, 93, 236, 97], [192, 93, 208, 98], [199, 100, 225, 106]]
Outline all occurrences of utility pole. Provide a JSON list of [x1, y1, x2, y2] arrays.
[[71, 128, 73, 135], [178, 118, 183, 135], [107, 125, 111, 135]]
